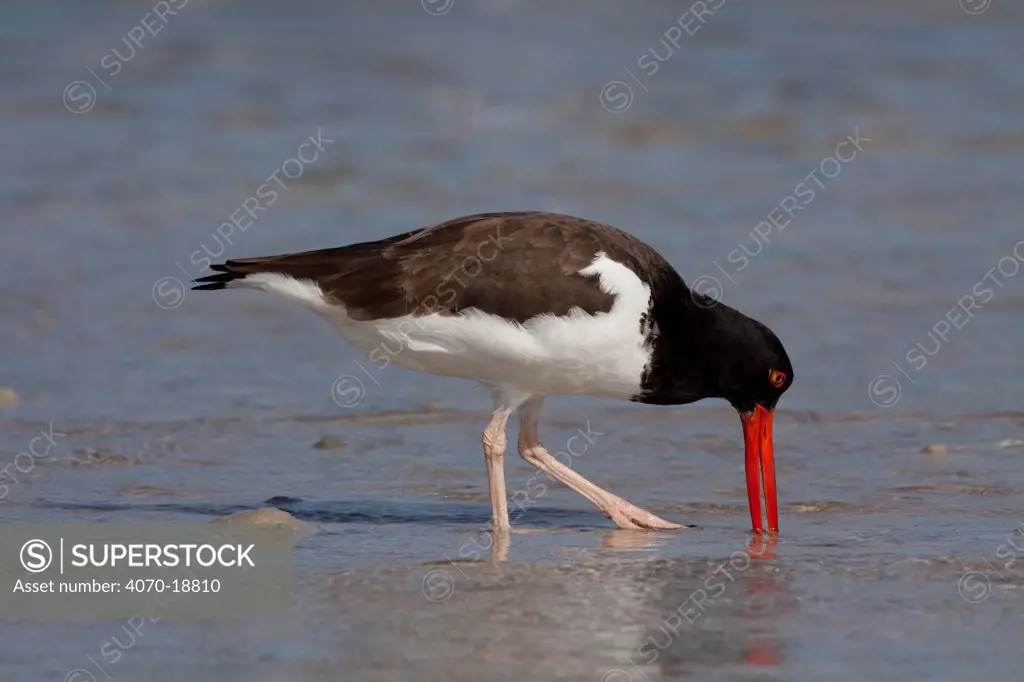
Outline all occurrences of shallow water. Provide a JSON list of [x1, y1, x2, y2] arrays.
[[3, 1, 1024, 680]]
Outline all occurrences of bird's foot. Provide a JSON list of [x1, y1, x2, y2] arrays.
[[604, 499, 687, 531]]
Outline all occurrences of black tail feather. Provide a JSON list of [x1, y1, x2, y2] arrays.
[[190, 246, 373, 292], [191, 264, 247, 291], [191, 281, 229, 291]]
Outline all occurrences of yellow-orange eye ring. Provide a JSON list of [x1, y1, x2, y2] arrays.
[[769, 370, 786, 388]]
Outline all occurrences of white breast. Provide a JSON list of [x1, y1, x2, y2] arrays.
[[231, 254, 655, 399]]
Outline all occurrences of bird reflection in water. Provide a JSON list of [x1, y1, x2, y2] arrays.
[[740, 534, 785, 667], [605, 532, 790, 680]]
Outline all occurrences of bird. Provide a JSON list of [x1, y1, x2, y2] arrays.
[[193, 211, 793, 534]]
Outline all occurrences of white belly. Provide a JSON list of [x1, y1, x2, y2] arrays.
[[232, 255, 654, 399]]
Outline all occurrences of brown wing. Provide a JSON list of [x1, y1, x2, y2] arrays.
[[194, 212, 683, 323]]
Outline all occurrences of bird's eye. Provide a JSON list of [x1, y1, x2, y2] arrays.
[[768, 370, 786, 388]]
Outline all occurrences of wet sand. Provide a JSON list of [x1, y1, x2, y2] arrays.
[[3, 1, 1024, 680]]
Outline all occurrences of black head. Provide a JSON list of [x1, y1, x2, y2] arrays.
[[637, 296, 793, 411], [714, 313, 794, 414]]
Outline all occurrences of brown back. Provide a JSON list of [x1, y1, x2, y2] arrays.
[[211, 212, 683, 323]]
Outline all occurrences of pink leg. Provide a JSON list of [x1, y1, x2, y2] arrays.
[[483, 409, 512, 533], [517, 398, 683, 531]]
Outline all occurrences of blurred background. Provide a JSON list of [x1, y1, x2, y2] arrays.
[[3, 1, 1024, 681]]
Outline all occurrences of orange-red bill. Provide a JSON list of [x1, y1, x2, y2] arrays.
[[741, 405, 778, 534]]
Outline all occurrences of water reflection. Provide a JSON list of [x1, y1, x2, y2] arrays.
[[606, 534, 790, 680]]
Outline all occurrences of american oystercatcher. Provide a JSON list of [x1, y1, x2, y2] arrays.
[[194, 212, 793, 534]]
